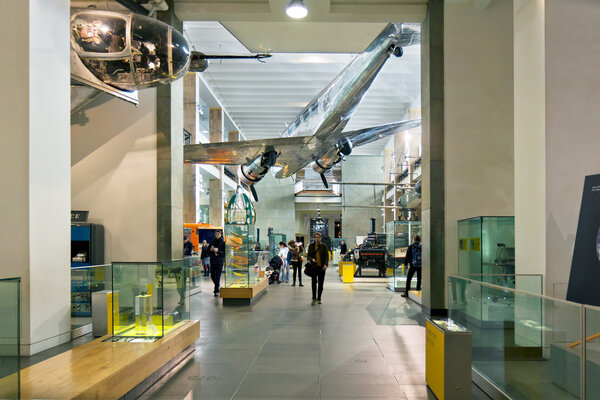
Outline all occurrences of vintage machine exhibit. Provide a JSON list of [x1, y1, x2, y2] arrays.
[[353, 218, 388, 277]]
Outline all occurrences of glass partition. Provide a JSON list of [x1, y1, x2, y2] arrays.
[[254, 250, 271, 278], [449, 275, 581, 399], [112, 261, 189, 340], [71, 264, 111, 320], [183, 256, 201, 293], [585, 305, 600, 399], [458, 216, 515, 278], [162, 260, 190, 330], [225, 224, 257, 288], [0, 278, 20, 400], [386, 220, 422, 291], [268, 233, 286, 258], [458, 274, 543, 295]]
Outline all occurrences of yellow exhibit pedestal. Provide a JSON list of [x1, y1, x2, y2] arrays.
[[426, 318, 471, 400], [339, 261, 356, 283]]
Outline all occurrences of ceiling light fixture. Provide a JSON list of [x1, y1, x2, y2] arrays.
[[286, 0, 308, 19]]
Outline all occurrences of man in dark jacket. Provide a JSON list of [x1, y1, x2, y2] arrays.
[[402, 234, 422, 297], [209, 230, 226, 297], [307, 232, 329, 304]]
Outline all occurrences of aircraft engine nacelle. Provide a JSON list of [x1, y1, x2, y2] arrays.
[[312, 137, 353, 175], [238, 151, 278, 187]]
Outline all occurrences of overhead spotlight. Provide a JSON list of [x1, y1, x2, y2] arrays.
[[286, 0, 308, 19]]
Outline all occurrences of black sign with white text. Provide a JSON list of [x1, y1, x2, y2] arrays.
[[567, 174, 600, 306]]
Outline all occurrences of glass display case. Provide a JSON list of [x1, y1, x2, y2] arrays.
[[0, 278, 20, 399], [224, 223, 257, 288], [457, 216, 515, 278], [268, 233, 286, 258], [71, 264, 111, 317], [183, 256, 201, 294], [386, 220, 422, 290], [112, 261, 189, 340]]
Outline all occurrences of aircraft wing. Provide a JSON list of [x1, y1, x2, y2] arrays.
[[184, 136, 312, 168], [339, 119, 421, 148]]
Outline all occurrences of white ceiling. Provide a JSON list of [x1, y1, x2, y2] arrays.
[[175, 0, 423, 155]]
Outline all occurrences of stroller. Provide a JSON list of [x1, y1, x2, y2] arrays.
[[266, 256, 283, 284]]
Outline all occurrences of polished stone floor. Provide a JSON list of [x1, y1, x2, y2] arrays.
[[141, 272, 491, 400]]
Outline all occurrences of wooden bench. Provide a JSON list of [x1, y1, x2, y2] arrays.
[[19, 320, 199, 399]]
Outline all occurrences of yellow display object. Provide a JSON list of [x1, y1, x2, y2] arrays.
[[339, 261, 356, 283], [135, 294, 152, 335], [426, 320, 445, 399], [425, 318, 471, 400]]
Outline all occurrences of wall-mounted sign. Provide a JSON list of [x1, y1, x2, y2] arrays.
[[458, 239, 468, 251], [71, 210, 89, 223], [470, 238, 480, 252], [567, 174, 600, 306]]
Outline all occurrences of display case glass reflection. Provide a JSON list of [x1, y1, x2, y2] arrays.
[[224, 224, 257, 288], [112, 261, 189, 340], [386, 220, 421, 290]]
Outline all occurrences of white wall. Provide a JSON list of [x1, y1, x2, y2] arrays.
[[444, 1, 515, 275], [253, 173, 296, 244], [71, 90, 158, 262], [544, 0, 600, 296], [0, 0, 71, 355]]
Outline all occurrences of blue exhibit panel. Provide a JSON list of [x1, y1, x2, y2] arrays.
[[71, 226, 91, 241]]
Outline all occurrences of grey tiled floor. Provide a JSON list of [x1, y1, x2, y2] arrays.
[[141, 271, 490, 400]]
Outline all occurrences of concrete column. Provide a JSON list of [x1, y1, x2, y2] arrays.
[[420, 0, 446, 314], [183, 74, 198, 223], [514, 0, 546, 278], [0, 0, 71, 355], [157, 5, 184, 261], [209, 108, 224, 227]]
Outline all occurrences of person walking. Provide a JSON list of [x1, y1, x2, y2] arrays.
[[402, 234, 422, 297], [307, 232, 328, 304], [288, 240, 303, 287], [200, 240, 210, 277], [209, 230, 226, 297], [278, 241, 290, 283]]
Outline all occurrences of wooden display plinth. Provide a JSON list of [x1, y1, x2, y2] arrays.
[[220, 278, 268, 305], [19, 320, 199, 400]]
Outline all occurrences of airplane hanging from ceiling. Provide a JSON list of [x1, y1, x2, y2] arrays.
[[184, 23, 421, 201], [70, 8, 271, 113]]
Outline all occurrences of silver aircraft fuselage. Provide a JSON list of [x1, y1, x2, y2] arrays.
[[272, 23, 419, 178]]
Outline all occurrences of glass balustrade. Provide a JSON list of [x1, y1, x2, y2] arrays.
[[0, 278, 20, 400], [449, 275, 582, 399]]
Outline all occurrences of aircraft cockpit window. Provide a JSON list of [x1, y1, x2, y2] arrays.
[[72, 14, 127, 54], [131, 15, 170, 86], [170, 29, 190, 79]]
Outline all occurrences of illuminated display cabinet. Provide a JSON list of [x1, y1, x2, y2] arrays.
[[111, 261, 189, 340], [223, 189, 258, 289], [224, 224, 257, 288]]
